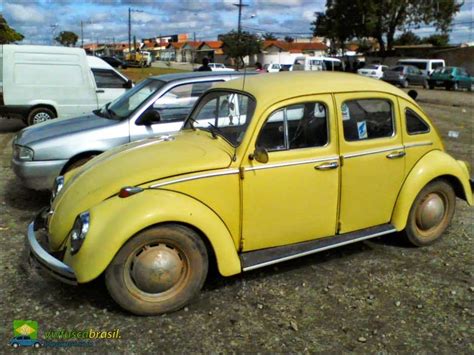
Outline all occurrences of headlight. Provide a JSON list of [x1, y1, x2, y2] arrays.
[[70, 211, 90, 255], [51, 176, 64, 202], [14, 145, 34, 161]]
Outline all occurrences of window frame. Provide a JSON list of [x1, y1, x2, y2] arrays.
[[91, 68, 127, 89]]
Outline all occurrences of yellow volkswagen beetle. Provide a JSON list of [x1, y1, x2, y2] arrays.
[[27, 72, 473, 315]]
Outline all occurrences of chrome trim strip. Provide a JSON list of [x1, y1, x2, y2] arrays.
[[343, 146, 404, 159], [242, 228, 397, 272], [150, 169, 239, 188], [245, 156, 339, 171], [404, 142, 433, 149]]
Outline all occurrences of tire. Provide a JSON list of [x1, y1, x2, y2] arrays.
[[27, 107, 56, 126], [63, 155, 97, 174], [402, 80, 409, 88], [12, 343, 19, 348], [453, 82, 459, 91], [34, 342, 41, 348], [105, 224, 208, 315], [469, 83, 473, 92], [428, 83, 435, 90], [423, 79, 429, 89], [404, 180, 455, 247]]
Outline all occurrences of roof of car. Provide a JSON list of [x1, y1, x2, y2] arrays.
[[150, 71, 241, 82], [213, 71, 416, 106]]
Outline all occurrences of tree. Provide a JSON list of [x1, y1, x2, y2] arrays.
[[393, 31, 421, 46], [422, 33, 449, 47], [220, 30, 262, 69], [262, 32, 277, 40], [55, 31, 79, 47], [284, 36, 295, 43], [312, 0, 461, 52], [0, 14, 24, 44]]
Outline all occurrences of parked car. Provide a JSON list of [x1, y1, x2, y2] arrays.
[[357, 64, 388, 79], [26, 72, 472, 315], [382, 65, 429, 88], [0, 45, 132, 125], [9, 336, 42, 348], [293, 56, 344, 72], [397, 59, 445, 76], [279, 64, 293, 71], [427, 66, 473, 91], [100, 56, 126, 69], [12, 71, 252, 191], [208, 63, 235, 71], [264, 63, 283, 72]]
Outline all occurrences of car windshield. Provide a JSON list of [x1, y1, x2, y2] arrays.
[[364, 65, 379, 70], [183, 90, 256, 147], [389, 66, 405, 72], [98, 78, 165, 120], [433, 67, 454, 74]]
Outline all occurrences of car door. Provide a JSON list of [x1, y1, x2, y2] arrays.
[[129, 80, 219, 141], [335, 93, 405, 233], [241, 95, 339, 251], [458, 68, 470, 89], [91, 68, 128, 107]]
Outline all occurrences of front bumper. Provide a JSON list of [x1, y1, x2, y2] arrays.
[[12, 158, 67, 191], [26, 209, 77, 285]]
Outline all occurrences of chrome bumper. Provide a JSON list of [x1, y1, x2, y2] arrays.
[[26, 209, 77, 285]]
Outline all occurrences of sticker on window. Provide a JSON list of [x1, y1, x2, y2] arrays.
[[341, 103, 350, 121], [357, 121, 368, 139]]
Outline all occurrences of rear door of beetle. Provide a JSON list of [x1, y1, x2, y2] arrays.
[[335, 92, 406, 233]]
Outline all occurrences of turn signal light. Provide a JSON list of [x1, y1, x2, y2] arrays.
[[119, 186, 144, 198]]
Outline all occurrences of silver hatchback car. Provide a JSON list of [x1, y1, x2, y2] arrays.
[[12, 71, 247, 190]]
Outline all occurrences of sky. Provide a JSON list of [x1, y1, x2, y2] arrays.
[[2, 0, 473, 46]]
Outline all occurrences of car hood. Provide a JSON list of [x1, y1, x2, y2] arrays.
[[48, 130, 233, 249], [15, 112, 118, 146]]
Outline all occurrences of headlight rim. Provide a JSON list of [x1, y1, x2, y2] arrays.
[[14, 145, 34, 161], [70, 211, 90, 255], [51, 175, 64, 202]]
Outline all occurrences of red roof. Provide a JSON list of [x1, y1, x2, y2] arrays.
[[201, 41, 223, 49]]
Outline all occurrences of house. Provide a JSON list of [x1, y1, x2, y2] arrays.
[[162, 41, 186, 62], [196, 41, 225, 63], [181, 41, 202, 63], [257, 40, 327, 65]]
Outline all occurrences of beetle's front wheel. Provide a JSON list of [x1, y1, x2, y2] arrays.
[[105, 225, 208, 315], [405, 180, 455, 246]]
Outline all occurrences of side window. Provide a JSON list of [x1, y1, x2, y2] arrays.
[[405, 108, 429, 135], [153, 81, 217, 122], [342, 99, 394, 141], [257, 102, 328, 151], [92, 69, 126, 88]]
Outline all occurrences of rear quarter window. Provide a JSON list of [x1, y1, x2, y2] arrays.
[[405, 108, 430, 135]]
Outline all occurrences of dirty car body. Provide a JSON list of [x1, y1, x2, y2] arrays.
[[26, 72, 473, 315], [12, 71, 246, 191]]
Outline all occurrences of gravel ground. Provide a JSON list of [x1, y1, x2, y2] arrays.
[[0, 88, 472, 353]]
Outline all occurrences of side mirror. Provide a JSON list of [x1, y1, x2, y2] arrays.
[[408, 90, 418, 101], [250, 147, 269, 164], [123, 80, 133, 89], [136, 110, 161, 126]]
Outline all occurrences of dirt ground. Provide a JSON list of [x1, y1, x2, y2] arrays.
[[0, 88, 472, 353]]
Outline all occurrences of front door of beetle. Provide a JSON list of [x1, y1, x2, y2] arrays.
[[241, 95, 339, 251]]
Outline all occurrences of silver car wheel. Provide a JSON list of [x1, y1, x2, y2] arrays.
[[33, 111, 53, 124]]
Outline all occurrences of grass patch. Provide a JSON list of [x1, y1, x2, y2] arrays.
[[119, 67, 189, 83]]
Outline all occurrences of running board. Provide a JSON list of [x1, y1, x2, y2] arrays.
[[240, 224, 396, 272]]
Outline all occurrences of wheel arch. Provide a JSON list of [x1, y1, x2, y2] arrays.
[[29, 103, 58, 117], [60, 151, 103, 174], [391, 150, 472, 231]]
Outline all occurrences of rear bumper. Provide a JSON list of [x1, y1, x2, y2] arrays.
[[11, 158, 67, 191], [26, 208, 77, 285]]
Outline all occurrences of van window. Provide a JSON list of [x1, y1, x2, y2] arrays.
[[14, 64, 84, 86], [92, 69, 126, 89], [431, 61, 444, 71], [399, 61, 427, 70]]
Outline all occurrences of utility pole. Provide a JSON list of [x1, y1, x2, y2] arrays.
[[128, 7, 144, 54], [233, 0, 248, 35], [81, 21, 84, 48]]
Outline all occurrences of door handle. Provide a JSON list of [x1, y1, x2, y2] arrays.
[[386, 150, 406, 159], [315, 161, 339, 170], [96, 89, 105, 93]]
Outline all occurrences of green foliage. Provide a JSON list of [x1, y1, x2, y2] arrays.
[[312, 0, 460, 52], [0, 15, 24, 44], [394, 31, 421, 46], [423, 33, 449, 47], [262, 32, 277, 40], [55, 31, 79, 47], [221, 30, 262, 69], [284, 36, 295, 43]]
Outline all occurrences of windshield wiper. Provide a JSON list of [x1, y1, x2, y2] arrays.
[[207, 122, 225, 139]]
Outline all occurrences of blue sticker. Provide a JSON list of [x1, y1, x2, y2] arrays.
[[357, 121, 368, 139]]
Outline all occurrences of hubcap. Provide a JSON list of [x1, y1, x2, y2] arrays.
[[130, 244, 184, 293], [416, 193, 445, 231], [33, 112, 52, 124]]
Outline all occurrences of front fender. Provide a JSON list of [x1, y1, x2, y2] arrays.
[[391, 150, 473, 231], [63, 189, 241, 283]]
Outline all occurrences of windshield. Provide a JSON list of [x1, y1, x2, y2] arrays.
[[364, 65, 379, 70], [434, 67, 454, 74], [183, 91, 256, 147], [99, 78, 165, 119], [399, 61, 427, 70], [389, 66, 405, 72]]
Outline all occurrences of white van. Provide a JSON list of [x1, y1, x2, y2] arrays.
[[293, 56, 344, 71], [397, 59, 445, 76], [0, 45, 132, 125]]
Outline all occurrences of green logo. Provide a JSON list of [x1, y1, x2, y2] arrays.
[[13, 320, 38, 339]]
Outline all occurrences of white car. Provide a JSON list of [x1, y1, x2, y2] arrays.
[[357, 64, 388, 79], [209, 63, 235, 71], [264, 63, 282, 73]]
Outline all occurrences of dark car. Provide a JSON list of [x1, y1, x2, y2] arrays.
[[382, 65, 428, 88], [101, 56, 126, 69], [428, 66, 473, 91], [9, 336, 42, 348]]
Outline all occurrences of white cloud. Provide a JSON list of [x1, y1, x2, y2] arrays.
[[4, 3, 48, 24]]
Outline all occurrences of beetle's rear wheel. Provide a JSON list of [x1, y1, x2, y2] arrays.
[[404, 180, 455, 246], [105, 224, 208, 315]]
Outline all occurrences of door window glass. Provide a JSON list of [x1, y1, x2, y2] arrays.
[[342, 99, 394, 141], [92, 69, 126, 88], [257, 102, 328, 151], [405, 108, 429, 135]]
